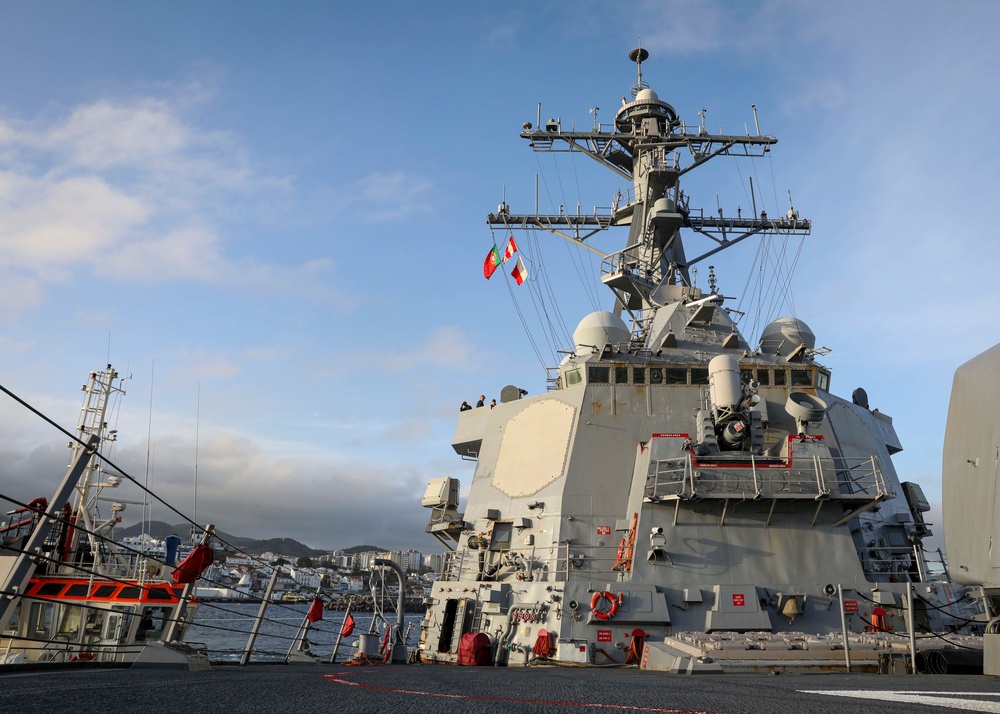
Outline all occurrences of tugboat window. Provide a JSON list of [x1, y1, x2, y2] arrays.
[[664, 368, 686, 384], [615, 366, 629, 384], [632, 367, 645, 384], [29, 602, 54, 639], [588, 366, 610, 384], [3, 610, 16, 635]]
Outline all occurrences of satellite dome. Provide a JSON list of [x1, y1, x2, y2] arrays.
[[573, 311, 630, 352], [759, 317, 816, 357]]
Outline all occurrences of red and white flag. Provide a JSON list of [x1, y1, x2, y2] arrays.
[[502, 235, 518, 263], [511, 256, 528, 285]]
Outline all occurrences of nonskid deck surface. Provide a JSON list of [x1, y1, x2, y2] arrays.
[[2, 666, 1000, 714]]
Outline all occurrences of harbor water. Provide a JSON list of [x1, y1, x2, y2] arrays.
[[187, 601, 424, 663]]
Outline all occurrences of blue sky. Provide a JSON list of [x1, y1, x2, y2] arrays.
[[1, 1, 997, 553]]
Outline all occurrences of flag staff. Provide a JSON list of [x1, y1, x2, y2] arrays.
[[329, 597, 356, 664]]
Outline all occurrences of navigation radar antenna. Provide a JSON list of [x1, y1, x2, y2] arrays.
[[629, 45, 650, 98]]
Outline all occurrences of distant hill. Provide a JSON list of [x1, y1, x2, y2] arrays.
[[117, 521, 329, 559], [341, 544, 386, 555]]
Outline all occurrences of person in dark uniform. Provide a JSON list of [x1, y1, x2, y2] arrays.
[[476, 395, 485, 408], [460, 401, 471, 411]]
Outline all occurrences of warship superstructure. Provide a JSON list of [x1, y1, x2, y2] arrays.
[[420, 50, 979, 671]]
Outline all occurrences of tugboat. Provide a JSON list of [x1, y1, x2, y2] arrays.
[[0, 366, 211, 666], [419, 49, 980, 672]]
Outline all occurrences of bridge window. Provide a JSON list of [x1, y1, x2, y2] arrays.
[[664, 368, 686, 384], [588, 366, 610, 384], [691, 368, 709, 385], [791, 369, 813, 387], [615, 366, 629, 384], [773, 369, 787, 387], [817, 371, 830, 391], [632, 367, 646, 384], [565, 369, 582, 386]]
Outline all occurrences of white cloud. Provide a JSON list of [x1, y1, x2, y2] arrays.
[[0, 94, 345, 315], [37, 99, 194, 170], [348, 171, 434, 222], [0, 173, 146, 267]]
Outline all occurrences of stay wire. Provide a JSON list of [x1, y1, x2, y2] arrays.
[[0, 490, 283, 611], [0, 380, 298, 577]]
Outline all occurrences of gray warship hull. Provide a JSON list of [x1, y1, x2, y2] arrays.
[[419, 50, 980, 672]]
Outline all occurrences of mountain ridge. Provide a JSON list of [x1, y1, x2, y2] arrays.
[[117, 521, 332, 558]]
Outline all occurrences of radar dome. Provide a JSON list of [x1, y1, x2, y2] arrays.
[[635, 87, 660, 103], [573, 311, 630, 352], [759, 317, 816, 357]]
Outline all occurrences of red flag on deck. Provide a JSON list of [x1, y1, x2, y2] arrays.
[[502, 235, 518, 263], [341, 613, 356, 637], [172, 544, 214, 585], [307, 597, 324, 623], [483, 245, 501, 279]]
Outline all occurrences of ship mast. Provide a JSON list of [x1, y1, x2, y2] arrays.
[[488, 49, 811, 344]]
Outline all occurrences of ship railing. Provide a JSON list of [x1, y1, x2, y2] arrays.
[[600, 245, 653, 285], [861, 545, 921, 582], [646, 452, 890, 502], [554, 542, 628, 582], [442, 544, 626, 584]]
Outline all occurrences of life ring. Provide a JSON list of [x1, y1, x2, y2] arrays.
[[69, 652, 95, 662], [590, 591, 618, 620]]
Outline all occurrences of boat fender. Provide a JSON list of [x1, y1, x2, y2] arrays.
[[590, 591, 618, 620]]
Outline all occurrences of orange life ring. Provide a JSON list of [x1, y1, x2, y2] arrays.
[[69, 652, 95, 662], [590, 591, 618, 620]]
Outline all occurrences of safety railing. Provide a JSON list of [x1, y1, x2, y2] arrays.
[[645, 453, 889, 502]]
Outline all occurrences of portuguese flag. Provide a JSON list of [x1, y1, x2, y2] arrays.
[[483, 245, 501, 279]]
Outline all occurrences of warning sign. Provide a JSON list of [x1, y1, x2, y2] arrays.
[[732, 593, 745, 607], [597, 629, 612, 642], [596, 526, 611, 535], [843, 599, 859, 613]]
